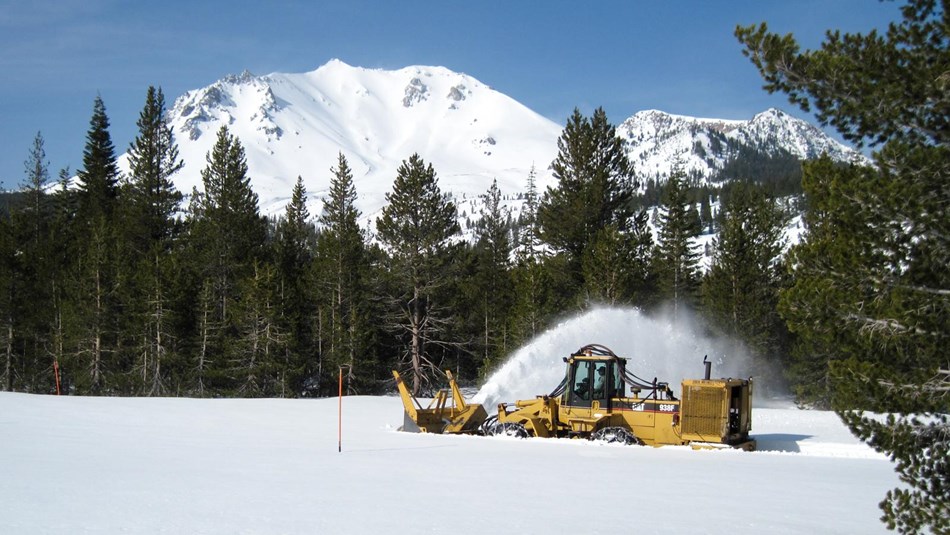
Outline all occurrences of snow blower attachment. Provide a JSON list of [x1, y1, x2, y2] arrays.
[[393, 344, 756, 450], [392, 370, 487, 434]]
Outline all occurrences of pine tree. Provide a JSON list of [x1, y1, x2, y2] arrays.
[[655, 170, 701, 319], [510, 166, 553, 348], [71, 96, 122, 393], [277, 176, 312, 286], [49, 168, 77, 395], [124, 87, 183, 250], [275, 176, 317, 394], [9, 132, 57, 392], [376, 153, 460, 395], [582, 210, 655, 307], [538, 108, 636, 294], [20, 132, 51, 251], [190, 125, 267, 394], [0, 213, 13, 392], [232, 261, 287, 397], [702, 182, 788, 380], [77, 95, 120, 221], [699, 195, 713, 234], [121, 86, 184, 395], [518, 164, 543, 253], [195, 126, 266, 318], [317, 154, 373, 393], [471, 179, 514, 370], [738, 2, 950, 530]]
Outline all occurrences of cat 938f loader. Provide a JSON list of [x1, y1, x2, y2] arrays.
[[392, 344, 755, 450]]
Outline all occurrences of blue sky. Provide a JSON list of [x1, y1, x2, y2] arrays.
[[0, 0, 898, 189]]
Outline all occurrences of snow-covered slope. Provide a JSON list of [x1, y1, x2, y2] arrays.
[[158, 59, 562, 223], [618, 108, 868, 182]]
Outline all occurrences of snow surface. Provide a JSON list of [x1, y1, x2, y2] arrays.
[[0, 394, 897, 534], [2, 307, 899, 534]]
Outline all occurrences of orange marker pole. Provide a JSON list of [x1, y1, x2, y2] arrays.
[[53, 361, 61, 396], [338, 367, 343, 453]]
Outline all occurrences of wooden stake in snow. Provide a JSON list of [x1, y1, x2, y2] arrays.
[[338, 365, 350, 452], [53, 361, 61, 396]]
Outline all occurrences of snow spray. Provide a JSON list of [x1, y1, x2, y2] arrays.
[[472, 306, 757, 409]]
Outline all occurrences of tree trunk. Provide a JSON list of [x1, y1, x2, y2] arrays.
[[198, 288, 209, 396], [411, 284, 422, 396], [150, 295, 163, 396], [484, 295, 489, 364], [93, 264, 102, 390]]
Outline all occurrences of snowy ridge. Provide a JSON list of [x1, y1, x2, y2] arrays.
[[618, 107, 868, 183]]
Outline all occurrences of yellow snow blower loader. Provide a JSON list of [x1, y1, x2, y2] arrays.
[[392, 343, 755, 450]]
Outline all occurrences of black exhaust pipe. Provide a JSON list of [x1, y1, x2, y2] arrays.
[[703, 355, 711, 380]]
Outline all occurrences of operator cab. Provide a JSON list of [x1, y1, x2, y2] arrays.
[[563, 346, 625, 408]]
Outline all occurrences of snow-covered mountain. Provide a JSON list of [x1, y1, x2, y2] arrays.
[[135, 60, 867, 227], [157, 59, 562, 224], [619, 108, 868, 183]]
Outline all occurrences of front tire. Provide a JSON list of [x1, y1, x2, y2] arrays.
[[489, 422, 529, 439], [591, 427, 640, 445]]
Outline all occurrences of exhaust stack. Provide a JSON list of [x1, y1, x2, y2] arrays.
[[703, 355, 711, 380]]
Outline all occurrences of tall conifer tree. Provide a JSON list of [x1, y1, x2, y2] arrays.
[[376, 154, 459, 395], [655, 170, 701, 319], [739, 1, 950, 529], [510, 166, 552, 348], [72, 96, 122, 393], [196, 126, 266, 313], [317, 154, 373, 393], [538, 108, 636, 305], [275, 176, 316, 393], [0, 213, 13, 392], [191, 126, 267, 393], [10, 132, 55, 392], [702, 182, 788, 377], [123, 86, 184, 395], [77, 95, 120, 220], [471, 179, 514, 369], [125, 87, 183, 249]]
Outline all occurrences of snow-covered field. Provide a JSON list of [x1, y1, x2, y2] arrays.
[[2, 308, 899, 534], [0, 393, 897, 534]]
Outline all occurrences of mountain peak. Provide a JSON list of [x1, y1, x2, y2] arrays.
[[312, 58, 359, 75], [221, 69, 258, 85]]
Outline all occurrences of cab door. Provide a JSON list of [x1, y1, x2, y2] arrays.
[[566, 360, 611, 409]]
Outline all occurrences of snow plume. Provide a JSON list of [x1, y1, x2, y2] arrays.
[[472, 306, 769, 408]]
